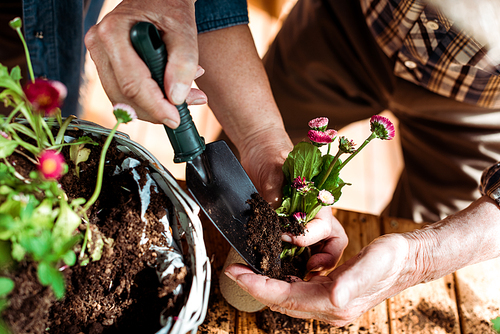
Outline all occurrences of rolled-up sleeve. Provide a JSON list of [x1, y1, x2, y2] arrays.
[[195, 0, 248, 33], [480, 163, 500, 206]]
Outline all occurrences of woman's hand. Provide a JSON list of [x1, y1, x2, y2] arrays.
[[85, 0, 207, 128]]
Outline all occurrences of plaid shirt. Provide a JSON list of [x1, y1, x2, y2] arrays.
[[361, 0, 500, 108]]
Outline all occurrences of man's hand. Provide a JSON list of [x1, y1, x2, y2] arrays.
[[85, 0, 207, 128], [225, 233, 415, 326]]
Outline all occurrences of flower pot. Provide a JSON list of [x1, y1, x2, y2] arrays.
[[2, 119, 211, 334]]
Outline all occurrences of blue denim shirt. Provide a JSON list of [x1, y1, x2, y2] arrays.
[[20, 0, 248, 117]]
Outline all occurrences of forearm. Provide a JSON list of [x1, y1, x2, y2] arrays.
[[196, 25, 293, 157], [404, 195, 500, 284]]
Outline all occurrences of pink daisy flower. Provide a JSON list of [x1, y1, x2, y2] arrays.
[[370, 115, 395, 140], [291, 176, 314, 194], [293, 212, 307, 224], [318, 189, 334, 205], [38, 150, 66, 180], [113, 103, 137, 123], [308, 129, 337, 146], [23, 79, 67, 115], [308, 117, 329, 131]]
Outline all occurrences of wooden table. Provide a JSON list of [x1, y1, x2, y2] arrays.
[[196, 207, 500, 334]]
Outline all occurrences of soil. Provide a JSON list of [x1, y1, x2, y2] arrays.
[[2, 129, 189, 334], [245, 193, 308, 280]]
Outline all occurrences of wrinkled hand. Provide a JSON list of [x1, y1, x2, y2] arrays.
[[85, 0, 207, 128], [225, 232, 422, 326]]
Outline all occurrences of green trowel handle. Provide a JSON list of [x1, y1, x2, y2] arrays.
[[130, 21, 205, 163]]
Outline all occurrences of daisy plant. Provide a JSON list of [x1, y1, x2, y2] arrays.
[[277, 115, 395, 259], [0, 17, 136, 302]]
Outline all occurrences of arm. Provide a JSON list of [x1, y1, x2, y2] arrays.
[[196, 24, 293, 204]]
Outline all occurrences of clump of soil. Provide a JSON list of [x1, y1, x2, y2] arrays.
[[246, 193, 308, 280], [2, 129, 189, 333]]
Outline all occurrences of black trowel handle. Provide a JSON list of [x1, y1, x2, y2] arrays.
[[130, 21, 205, 163]]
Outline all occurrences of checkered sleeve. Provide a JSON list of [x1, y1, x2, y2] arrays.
[[479, 163, 500, 206]]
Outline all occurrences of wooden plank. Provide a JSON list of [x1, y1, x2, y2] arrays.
[[383, 217, 461, 334], [454, 257, 500, 334], [314, 210, 390, 334]]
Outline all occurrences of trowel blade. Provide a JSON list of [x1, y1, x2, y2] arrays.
[[185, 140, 262, 274]]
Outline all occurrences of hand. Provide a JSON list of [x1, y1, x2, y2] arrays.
[[225, 233, 420, 326], [85, 0, 207, 128]]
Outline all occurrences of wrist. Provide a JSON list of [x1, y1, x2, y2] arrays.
[[402, 195, 500, 284]]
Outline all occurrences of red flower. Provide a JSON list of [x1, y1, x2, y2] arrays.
[[308, 117, 329, 131], [38, 150, 65, 180], [23, 79, 67, 115], [370, 115, 395, 140], [293, 212, 307, 224], [308, 129, 337, 146]]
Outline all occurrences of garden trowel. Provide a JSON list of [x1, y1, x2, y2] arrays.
[[130, 22, 262, 274]]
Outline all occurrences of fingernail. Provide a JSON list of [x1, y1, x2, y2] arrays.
[[310, 266, 324, 272], [236, 279, 249, 292], [195, 66, 205, 79], [163, 118, 179, 129], [191, 97, 208, 105], [224, 271, 236, 282], [171, 83, 190, 105], [281, 234, 292, 243], [334, 289, 350, 309]]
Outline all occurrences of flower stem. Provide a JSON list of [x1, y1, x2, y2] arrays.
[[13, 26, 35, 83], [338, 132, 376, 171], [83, 121, 122, 211], [317, 150, 343, 189]]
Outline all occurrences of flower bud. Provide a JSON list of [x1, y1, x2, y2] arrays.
[[338, 136, 356, 154]]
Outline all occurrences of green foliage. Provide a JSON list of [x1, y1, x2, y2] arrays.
[[492, 317, 500, 333], [0, 163, 83, 298], [282, 142, 322, 183]]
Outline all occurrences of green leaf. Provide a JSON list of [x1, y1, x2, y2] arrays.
[[37, 261, 65, 299], [61, 250, 76, 266], [312, 154, 342, 191], [0, 64, 23, 96], [492, 316, 500, 333], [275, 197, 291, 216], [0, 136, 18, 159], [0, 278, 14, 297], [0, 214, 16, 240], [10, 66, 21, 82], [282, 142, 322, 183], [31, 198, 57, 230], [19, 230, 51, 259], [52, 199, 81, 243], [11, 243, 25, 261]]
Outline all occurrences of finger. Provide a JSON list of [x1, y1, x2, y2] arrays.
[[285, 208, 346, 248], [86, 22, 181, 127], [186, 88, 208, 105], [225, 264, 334, 314], [159, 7, 199, 105]]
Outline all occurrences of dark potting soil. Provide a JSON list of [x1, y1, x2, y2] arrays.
[[2, 130, 188, 334], [245, 193, 308, 280]]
